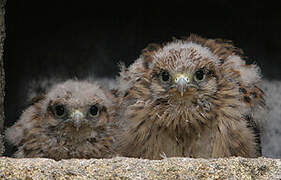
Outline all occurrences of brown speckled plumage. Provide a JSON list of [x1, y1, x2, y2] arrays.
[[116, 34, 265, 159], [5, 80, 116, 160]]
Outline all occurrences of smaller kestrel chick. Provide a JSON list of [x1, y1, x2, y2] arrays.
[[5, 80, 116, 160]]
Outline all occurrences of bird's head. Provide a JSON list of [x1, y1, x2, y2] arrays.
[[141, 39, 221, 107], [41, 80, 112, 133]]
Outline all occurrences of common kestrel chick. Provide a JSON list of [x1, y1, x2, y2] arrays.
[[116, 34, 265, 159], [5, 80, 116, 160]]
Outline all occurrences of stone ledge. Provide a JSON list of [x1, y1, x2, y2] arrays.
[[0, 157, 280, 179]]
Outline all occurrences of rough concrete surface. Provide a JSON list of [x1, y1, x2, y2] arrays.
[[0, 157, 280, 179]]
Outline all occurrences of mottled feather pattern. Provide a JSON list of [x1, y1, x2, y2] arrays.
[[116, 34, 264, 159]]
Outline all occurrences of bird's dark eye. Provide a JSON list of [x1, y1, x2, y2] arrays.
[[160, 70, 171, 82], [53, 104, 67, 118], [89, 105, 99, 117], [194, 69, 205, 82]]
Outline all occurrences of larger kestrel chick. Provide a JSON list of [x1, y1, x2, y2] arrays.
[[116, 35, 265, 159], [5, 80, 116, 160]]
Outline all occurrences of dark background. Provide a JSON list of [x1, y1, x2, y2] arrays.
[[3, 1, 281, 156]]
